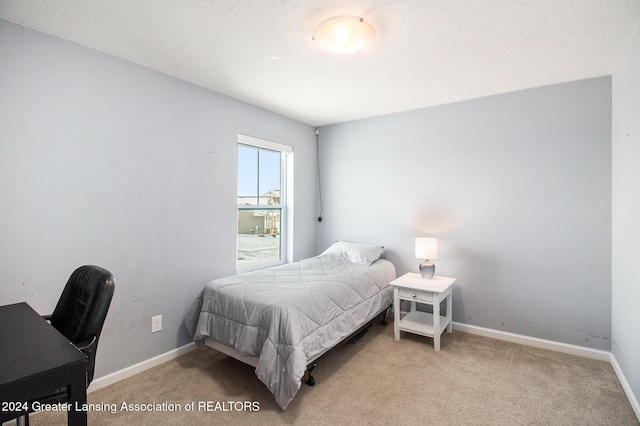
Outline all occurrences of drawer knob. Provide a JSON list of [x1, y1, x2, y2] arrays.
[[412, 294, 417, 298]]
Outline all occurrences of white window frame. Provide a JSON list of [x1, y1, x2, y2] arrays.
[[237, 134, 293, 272]]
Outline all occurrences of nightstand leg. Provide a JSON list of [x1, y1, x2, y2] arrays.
[[433, 297, 441, 351], [447, 290, 453, 333], [393, 288, 400, 340]]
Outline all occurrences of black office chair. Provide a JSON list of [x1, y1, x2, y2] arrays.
[[15, 265, 115, 426]]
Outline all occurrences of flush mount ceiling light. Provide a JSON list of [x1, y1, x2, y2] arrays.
[[312, 16, 375, 54]]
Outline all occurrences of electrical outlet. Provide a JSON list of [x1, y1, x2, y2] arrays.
[[151, 315, 162, 333]]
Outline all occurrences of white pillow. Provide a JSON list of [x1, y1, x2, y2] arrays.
[[319, 241, 384, 266]]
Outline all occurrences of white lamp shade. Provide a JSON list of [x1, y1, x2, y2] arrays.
[[415, 238, 438, 260], [313, 16, 375, 54]]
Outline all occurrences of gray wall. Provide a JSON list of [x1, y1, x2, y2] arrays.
[[612, 26, 640, 409], [0, 19, 317, 378], [317, 78, 612, 350]]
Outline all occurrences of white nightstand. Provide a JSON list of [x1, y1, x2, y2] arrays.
[[390, 273, 456, 351]]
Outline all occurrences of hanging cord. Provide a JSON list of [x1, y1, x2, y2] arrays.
[[315, 127, 323, 222]]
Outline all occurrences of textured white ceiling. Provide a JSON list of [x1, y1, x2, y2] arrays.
[[1, 1, 639, 126]]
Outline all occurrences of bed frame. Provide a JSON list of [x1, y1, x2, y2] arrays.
[[205, 305, 391, 387]]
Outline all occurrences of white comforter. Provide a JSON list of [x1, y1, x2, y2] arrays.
[[185, 256, 396, 409]]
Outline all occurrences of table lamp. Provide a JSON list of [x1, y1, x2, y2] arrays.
[[415, 237, 438, 279]]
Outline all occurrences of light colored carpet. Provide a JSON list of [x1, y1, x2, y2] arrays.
[[22, 322, 639, 425]]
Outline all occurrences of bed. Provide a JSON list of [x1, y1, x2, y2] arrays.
[[184, 241, 396, 409]]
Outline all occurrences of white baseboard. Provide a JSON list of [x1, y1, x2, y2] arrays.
[[87, 325, 639, 423], [88, 342, 197, 393], [452, 321, 611, 361], [610, 353, 640, 421], [452, 322, 640, 422]]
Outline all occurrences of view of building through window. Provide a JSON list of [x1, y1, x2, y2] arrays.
[[237, 143, 283, 269]]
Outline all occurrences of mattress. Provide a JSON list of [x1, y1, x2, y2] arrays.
[[185, 256, 396, 409]]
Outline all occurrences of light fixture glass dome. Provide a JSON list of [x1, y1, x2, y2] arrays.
[[312, 16, 375, 54]]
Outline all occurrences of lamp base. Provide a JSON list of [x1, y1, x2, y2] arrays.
[[419, 260, 435, 279]]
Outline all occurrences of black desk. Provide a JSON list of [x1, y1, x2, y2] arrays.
[[0, 302, 88, 425]]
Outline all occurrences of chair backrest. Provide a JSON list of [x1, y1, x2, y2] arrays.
[[50, 265, 115, 383]]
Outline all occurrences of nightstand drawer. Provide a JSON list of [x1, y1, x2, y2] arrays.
[[397, 288, 433, 303]]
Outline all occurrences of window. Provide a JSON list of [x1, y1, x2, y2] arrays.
[[237, 134, 292, 271]]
